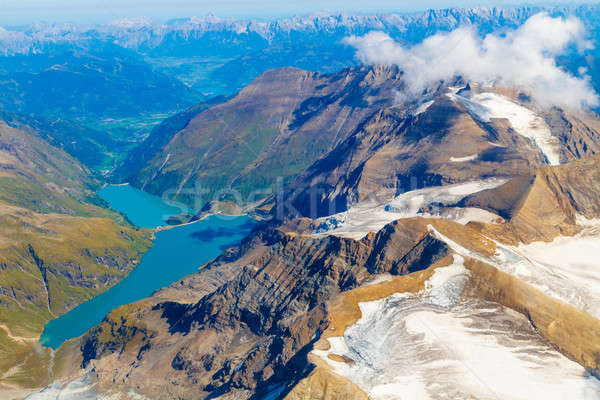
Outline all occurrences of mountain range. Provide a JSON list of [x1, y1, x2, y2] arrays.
[[116, 66, 600, 218], [1, 4, 600, 400], [19, 65, 600, 399], [2, 5, 598, 55]]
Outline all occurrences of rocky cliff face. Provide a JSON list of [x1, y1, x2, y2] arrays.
[[72, 217, 460, 399], [463, 153, 600, 243]]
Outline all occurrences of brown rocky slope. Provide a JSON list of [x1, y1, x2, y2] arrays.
[[280, 90, 600, 218], [127, 66, 403, 209], [53, 154, 600, 399]]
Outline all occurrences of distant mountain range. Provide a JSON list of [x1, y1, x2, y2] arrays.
[[1, 5, 598, 56]]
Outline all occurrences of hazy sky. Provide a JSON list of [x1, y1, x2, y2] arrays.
[[0, 0, 593, 26]]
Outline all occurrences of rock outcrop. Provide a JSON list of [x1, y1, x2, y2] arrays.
[[73, 217, 474, 399], [463, 153, 600, 243]]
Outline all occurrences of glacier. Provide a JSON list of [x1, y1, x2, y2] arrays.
[[312, 255, 600, 400], [314, 179, 506, 240]]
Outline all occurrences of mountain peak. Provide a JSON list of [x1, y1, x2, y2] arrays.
[[109, 17, 154, 29]]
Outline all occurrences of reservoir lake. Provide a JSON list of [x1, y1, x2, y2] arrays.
[[40, 184, 255, 349]]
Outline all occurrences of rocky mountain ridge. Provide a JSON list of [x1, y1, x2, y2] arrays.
[[48, 153, 600, 399], [277, 83, 600, 219], [123, 65, 600, 216], [125, 65, 403, 208]]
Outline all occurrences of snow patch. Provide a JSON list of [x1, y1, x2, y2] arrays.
[[25, 373, 149, 400], [413, 100, 434, 116], [512, 229, 600, 318], [109, 17, 153, 29], [450, 154, 478, 162], [25, 375, 99, 400], [450, 207, 501, 225], [424, 255, 469, 307], [363, 273, 393, 286], [430, 221, 600, 319]]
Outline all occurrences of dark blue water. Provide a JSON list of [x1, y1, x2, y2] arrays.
[[39, 185, 255, 349]]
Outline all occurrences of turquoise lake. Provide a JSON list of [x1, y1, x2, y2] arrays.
[[39, 184, 255, 349], [96, 184, 184, 228]]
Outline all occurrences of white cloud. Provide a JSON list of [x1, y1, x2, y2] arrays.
[[343, 13, 598, 110]]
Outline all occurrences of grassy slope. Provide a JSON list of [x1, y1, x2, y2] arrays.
[[0, 203, 152, 389], [0, 122, 152, 389], [131, 109, 289, 206], [0, 122, 100, 213]]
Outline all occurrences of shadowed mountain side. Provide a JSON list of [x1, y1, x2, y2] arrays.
[[543, 108, 600, 161], [279, 95, 539, 218]]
